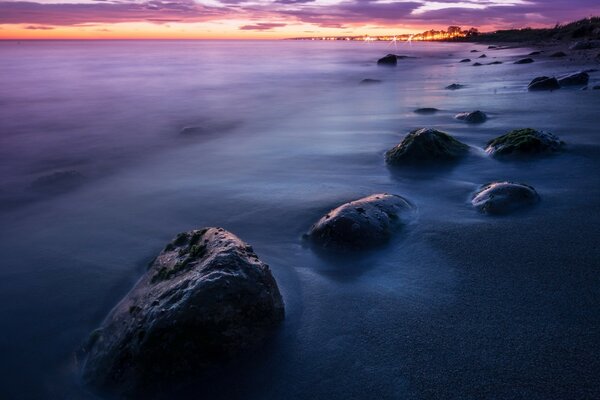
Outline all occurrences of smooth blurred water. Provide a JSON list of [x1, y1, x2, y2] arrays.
[[0, 40, 599, 399]]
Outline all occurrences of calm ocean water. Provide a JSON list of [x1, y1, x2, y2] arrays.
[[0, 40, 599, 399]]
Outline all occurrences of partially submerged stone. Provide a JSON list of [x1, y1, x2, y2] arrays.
[[459, 58, 471, 63], [528, 76, 560, 91], [528, 51, 542, 56], [514, 58, 534, 64], [485, 128, 564, 157], [455, 110, 487, 124], [473, 62, 483, 66], [306, 194, 414, 250], [487, 61, 503, 65], [414, 107, 439, 114], [472, 182, 540, 215], [360, 78, 382, 84], [445, 83, 465, 90], [557, 71, 589, 86], [377, 54, 397, 66], [478, 54, 487, 58], [550, 51, 567, 57], [385, 128, 470, 165], [81, 227, 285, 395]]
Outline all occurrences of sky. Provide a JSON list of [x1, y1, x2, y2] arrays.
[[0, 0, 598, 39]]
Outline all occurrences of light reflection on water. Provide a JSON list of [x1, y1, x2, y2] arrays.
[[0, 40, 599, 399]]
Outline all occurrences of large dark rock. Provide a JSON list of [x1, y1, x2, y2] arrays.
[[558, 71, 589, 86], [528, 76, 560, 91], [485, 128, 564, 157], [306, 194, 414, 250], [455, 110, 487, 124], [377, 54, 397, 65], [514, 58, 535, 64], [81, 228, 285, 395], [385, 128, 469, 165], [472, 182, 540, 215], [31, 170, 84, 194]]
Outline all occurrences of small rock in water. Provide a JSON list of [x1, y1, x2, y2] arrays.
[[550, 51, 567, 57], [514, 58, 535, 64], [470, 49, 480, 53], [488, 45, 497, 49], [593, 85, 600, 90], [528, 51, 542, 56], [487, 61, 503, 65], [377, 54, 397, 66], [473, 62, 483, 66], [306, 194, 414, 250], [478, 54, 487, 58], [455, 110, 487, 124], [80, 227, 285, 395], [385, 128, 469, 165], [472, 182, 540, 215], [414, 107, 439, 114], [557, 71, 589, 86], [528, 76, 560, 91], [445, 83, 465, 90], [485, 128, 564, 157], [360, 78, 382, 84], [459, 58, 471, 63], [31, 170, 85, 194]]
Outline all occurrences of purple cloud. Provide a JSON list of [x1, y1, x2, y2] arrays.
[[25, 25, 54, 30]]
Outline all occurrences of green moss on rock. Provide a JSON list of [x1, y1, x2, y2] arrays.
[[385, 128, 470, 165], [486, 128, 563, 157]]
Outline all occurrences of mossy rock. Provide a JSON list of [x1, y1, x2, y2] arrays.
[[485, 128, 564, 157], [385, 128, 470, 165], [472, 182, 540, 215], [455, 110, 487, 124]]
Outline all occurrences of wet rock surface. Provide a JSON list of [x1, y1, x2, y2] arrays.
[[385, 128, 470, 165], [459, 58, 471, 63], [472, 182, 540, 215], [306, 194, 414, 250], [557, 71, 589, 86], [455, 110, 487, 124], [550, 51, 567, 57], [445, 83, 465, 90], [528, 76, 560, 91], [80, 227, 285, 395], [485, 128, 564, 157]]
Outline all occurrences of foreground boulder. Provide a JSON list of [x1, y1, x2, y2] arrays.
[[377, 54, 397, 65], [485, 128, 564, 157], [306, 194, 414, 250], [81, 228, 285, 395], [472, 182, 540, 215], [385, 128, 469, 165], [528, 76, 560, 91], [455, 110, 487, 124], [557, 71, 589, 86], [514, 58, 534, 64]]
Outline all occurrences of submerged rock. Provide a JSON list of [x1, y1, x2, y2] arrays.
[[550, 51, 567, 57], [414, 107, 439, 114], [31, 170, 84, 194], [360, 78, 382, 84], [473, 62, 483, 66], [472, 182, 540, 215], [445, 83, 465, 90], [488, 45, 497, 49], [306, 194, 414, 250], [377, 54, 397, 65], [81, 228, 285, 395], [528, 51, 542, 56], [557, 71, 589, 86], [385, 128, 469, 165], [487, 61, 503, 65], [514, 58, 535, 64], [470, 49, 480, 53], [485, 128, 564, 157], [593, 85, 600, 90], [478, 54, 487, 59], [459, 58, 471, 63], [528, 76, 560, 91], [455, 110, 487, 124]]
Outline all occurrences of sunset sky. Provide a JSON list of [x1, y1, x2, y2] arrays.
[[0, 0, 598, 39]]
